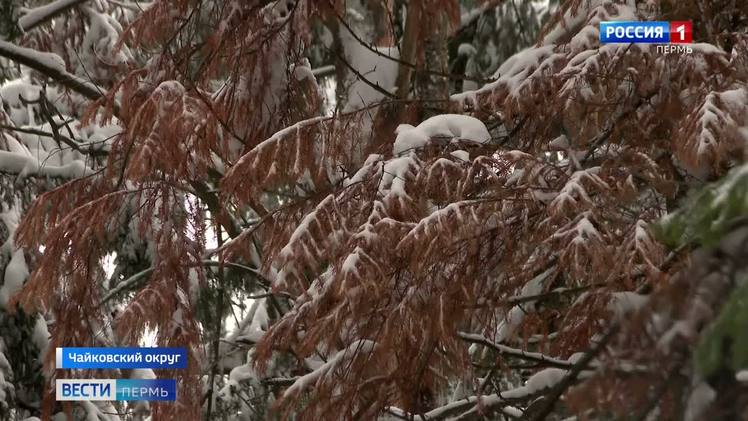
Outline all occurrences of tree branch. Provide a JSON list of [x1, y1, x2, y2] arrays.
[[329, 8, 493, 84], [331, 47, 397, 100], [0, 40, 112, 108], [0, 124, 108, 156], [457, 332, 576, 369], [17, 0, 91, 33], [526, 323, 620, 421], [98, 260, 270, 306]]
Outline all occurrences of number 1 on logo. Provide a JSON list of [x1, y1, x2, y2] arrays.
[[670, 21, 692, 44]]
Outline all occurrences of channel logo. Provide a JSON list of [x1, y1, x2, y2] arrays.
[[56, 379, 177, 401], [600, 21, 692, 44]]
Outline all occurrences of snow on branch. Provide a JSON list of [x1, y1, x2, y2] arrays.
[[548, 167, 609, 215], [389, 396, 523, 420], [393, 359, 582, 420], [222, 116, 329, 202], [271, 183, 372, 295], [677, 87, 748, 176], [17, 0, 91, 33], [494, 265, 557, 343], [0, 150, 89, 179], [281, 339, 377, 401], [392, 114, 490, 155], [0, 40, 105, 102], [395, 200, 501, 262], [457, 332, 575, 369]]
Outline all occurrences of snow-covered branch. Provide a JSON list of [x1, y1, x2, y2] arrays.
[[281, 340, 377, 400], [457, 332, 575, 369], [0, 150, 89, 179], [0, 40, 105, 102], [17, 0, 91, 33], [392, 354, 589, 420]]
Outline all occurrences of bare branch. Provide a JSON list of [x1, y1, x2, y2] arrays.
[[457, 332, 576, 369]]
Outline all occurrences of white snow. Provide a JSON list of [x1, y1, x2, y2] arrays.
[[0, 249, 29, 308], [607, 291, 648, 320], [130, 368, 156, 380], [459, 332, 573, 368], [0, 41, 66, 74], [450, 149, 470, 161], [420, 366, 568, 419], [219, 349, 261, 399], [0, 204, 21, 254], [524, 367, 566, 394], [283, 340, 376, 399], [495, 266, 556, 343], [380, 155, 418, 197], [549, 134, 570, 150], [458, 43, 477, 57], [551, 212, 602, 246], [549, 168, 608, 212], [0, 79, 42, 124], [339, 25, 399, 112], [292, 61, 316, 83], [32, 316, 50, 365], [344, 155, 382, 185], [18, 0, 83, 30], [684, 382, 716, 421], [75, 7, 132, 79], [341, 249, 361, 276], [392, 114, 490, 155], [231, 116, 328, 178], [0, 150, 90, 179]]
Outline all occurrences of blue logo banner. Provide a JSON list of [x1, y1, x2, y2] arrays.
[[56, 379, 177, 401], [56, 347, 187, 369], [599, 21, 670, 44], [116, 379, 177, 401]]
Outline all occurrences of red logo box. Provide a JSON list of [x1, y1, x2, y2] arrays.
[[670, 21, 692, 44]]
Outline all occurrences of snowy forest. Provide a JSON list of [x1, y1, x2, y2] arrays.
[[1, 0, 748, 419]]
